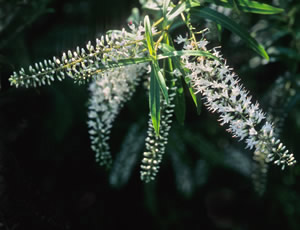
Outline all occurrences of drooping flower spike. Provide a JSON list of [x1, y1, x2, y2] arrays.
[[175, 36, 296, 170]]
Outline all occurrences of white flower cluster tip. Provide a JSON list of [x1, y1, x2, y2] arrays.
[[175, 35, 296, 170]]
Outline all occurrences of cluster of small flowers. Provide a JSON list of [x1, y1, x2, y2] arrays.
[[9, 26, 146, 87], [86, 24, 148, 167], [140, 79, 177, 183], [87, 63, 146, 167], [109, 123, 145, 188], [175, 35, 296, 170]]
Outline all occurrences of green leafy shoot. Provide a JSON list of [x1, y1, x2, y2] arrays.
[[206, 0, 284, 14], [144, 15, 169, 106], [149, 63, 161, 136], [162, 0, 171, 17], [191, 7, 269, 60], [158, 49, 220, 61], [152, 61, 169, 104], [166, 0, 200, 23], [144, 15, 155, 57]]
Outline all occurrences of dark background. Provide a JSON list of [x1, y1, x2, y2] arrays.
[[0, 0, 299, 229]]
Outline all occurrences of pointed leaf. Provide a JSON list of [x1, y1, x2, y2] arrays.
[[191, 7, 269, 60], [149, 63, 161, 136], [216, 23, 222, 42], [103, 57, 152, 69], [163, 0, 171, 17], [153, 61, 169, 104], [166, 0, 200, 23], [144, 15, 155, 56], [206, 0, 284, 14], [174, 77, 186, 125], [158, 49, 220, 61]]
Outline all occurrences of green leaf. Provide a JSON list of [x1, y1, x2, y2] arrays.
[[191, 7, 269, 60], [166, 0, 200, 23], [149, 63, 161, 136], [206, 0, 284, 14], [187, 86, 202, 114], [216, 23, 222, 42], [163, 0, 171, 17], [174, 77, 186, 125], [162, 0, 171, 28], [144, 15, 155, 56], [104, 57, 152, 68], [87, 57, 152, 75], [158, 49, 220, 61], [152, 61, 169, 104], [194, 88, 202, 115]]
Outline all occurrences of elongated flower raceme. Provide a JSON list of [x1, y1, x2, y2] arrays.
[[88, 63, 146, 167], [176, 36, 296, 170], [140, 79, 177, 183], [9, 25, 146, 87], [87, 24, 148, 167]]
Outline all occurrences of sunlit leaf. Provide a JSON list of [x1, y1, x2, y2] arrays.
[[144, 15, 155, 56], [158, 49, 220, 60], [166, 0, 200, 23], [163, 0, 171, 17]]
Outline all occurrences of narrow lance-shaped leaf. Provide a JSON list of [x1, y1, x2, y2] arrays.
[[216, 23, 222, 42], [191, 7, 269, 60], [149, 63, 161, 136], [158, 49, 220, 60], [205, 0, 284, 14], [144, 15, 169, 104], [162, 0, 171, 28], [163, 0, 171, 17], [166, 0, 200, 23], [152, 61, 169, 104], [101, 57, 151, 69], [144, 15, 155, 56], [174, 77, 186, 124]]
